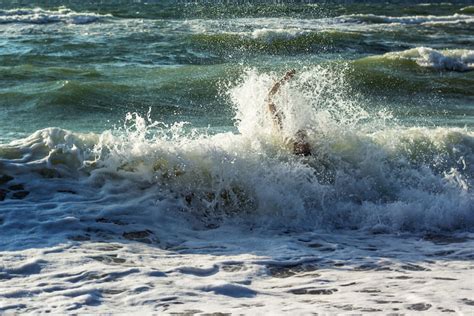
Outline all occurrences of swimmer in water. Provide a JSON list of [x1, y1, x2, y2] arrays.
[[266, 69, 311, 156]]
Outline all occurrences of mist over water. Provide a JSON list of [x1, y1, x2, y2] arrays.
[[0, 1, 473, 314]]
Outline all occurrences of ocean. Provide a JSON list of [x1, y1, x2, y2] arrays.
[[0, 0, 473, 314]]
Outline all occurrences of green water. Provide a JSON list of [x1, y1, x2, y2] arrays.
[[0, 1, 473, 142]]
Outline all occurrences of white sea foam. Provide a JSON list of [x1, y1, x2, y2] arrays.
[[0, 216, 472, 313], [0, 7, 109, 24], [343, 13, 474, 26], [384, 47, 474, 71], [250, 28, 307, 41], [1, 66, 472, 232], [184, 17, 374, 39], [182, 13, 471, 47], [0, 65, 473, 313]]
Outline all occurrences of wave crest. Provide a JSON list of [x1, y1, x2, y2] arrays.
[[0, 7, 109, 25], [1, 67, 473, 232], [354, 47, 474, 73], [342, 13, 474, 26], [381, 47, 474, 72]]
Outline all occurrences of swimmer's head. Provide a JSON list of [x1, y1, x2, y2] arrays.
[[293, 141, 311, 156], [293, 130, 311, 156]]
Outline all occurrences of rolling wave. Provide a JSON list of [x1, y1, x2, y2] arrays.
[[2, 49, 472, 120], [1, 120, 472, 232], [342, 13, 474, 26], [1, 67, 472, 232], [0, 7, 109, 24], [379, 47, 474, 72], [352, 47, 474, 74], [349, 47, 474, 96], [460, 6, 474, 14]]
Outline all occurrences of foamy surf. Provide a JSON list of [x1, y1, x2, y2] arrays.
[[342, 13, 474, 26], [1, 119, 473, 313], [1, 2, 473, 313], [1, 67, 472, 232], [0, 7, 109, 24], [1, 86, 473, 313], [381, 47, 474, 72]]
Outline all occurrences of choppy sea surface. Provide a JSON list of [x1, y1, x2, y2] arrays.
[[0, 1, 473, 314]]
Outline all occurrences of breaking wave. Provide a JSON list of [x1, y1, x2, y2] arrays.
[[362, 47, 474, 72], [1, 66, 472, 233], [0, 7, 109, 24], [342, 13, 474, 26], [460, 6, 474, 14]]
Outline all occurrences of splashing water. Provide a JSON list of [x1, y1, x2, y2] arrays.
[[2, 3, 474, 314], [1, 66, 473, 232]]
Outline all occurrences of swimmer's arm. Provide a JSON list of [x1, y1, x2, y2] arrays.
[[266, 69, 296, 130], [268, 101, 283, 130], [267, 69, 296, 101]]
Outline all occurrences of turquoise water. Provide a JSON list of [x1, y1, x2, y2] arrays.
[[0, 1, 473, 142], [0, 1, 473, 232], [1, 3, 474, 314]]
